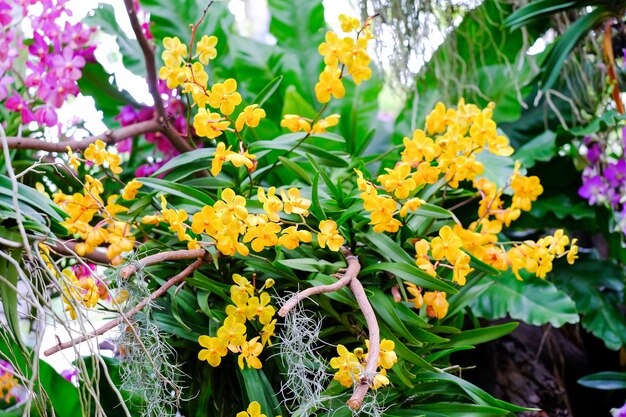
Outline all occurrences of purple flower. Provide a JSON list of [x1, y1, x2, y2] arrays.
[[135, 160, 166, 177], [50, 47, 85, 81], [585, 143, 602, 165], [6, 93, 34, 124], [0, 75, 13, 100], [71, 263, 95, 278], [611, 401, 626, 417], [28, 32, 48, 58], [605, 159, 626, 188], [60, 369, 78, 384], [579, 175, 609, 205], [114, 105, 138, 127], [34, 106, 58, 127]]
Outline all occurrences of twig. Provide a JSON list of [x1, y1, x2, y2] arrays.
[[5, 119, 161, 152], [119, 248, 207, 279], [43, 256, 207, 356], [48, 241, 111, 265], [122, 0, 193, 155]]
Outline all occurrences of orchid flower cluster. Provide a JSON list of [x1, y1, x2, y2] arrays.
[[197, 274, 276, 370], [354, 100, 579, 319], [579, 131, 626, 235], [1, 0, 95, 127], [0, 360, 20, 406]]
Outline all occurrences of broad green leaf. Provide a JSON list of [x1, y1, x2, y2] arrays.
[[361, 262, 458, 293], [253, 75, 284, 108], [370, 288, 425, 345], [475, 151, 520, 190], [0, 175, 66, 223], [552, 258, 626, 350], [268, 0, 324, 102], [540, 8, 614, 90], [578, 371, 626, 390], [515, 130, 557, 168], [472, 272, 579, 327], [388, 403, 509, 417]]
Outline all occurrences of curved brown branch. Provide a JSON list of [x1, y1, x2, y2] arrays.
[[49, 241, 111, 265], [277, 247, 381, 410], [278, 250, 359, 317], [346, 274, 380, 410], [122, 0, 193, 154], [5, 119, 161, 152], [119, 248, 208, 279], [44, 256, 207, 357]]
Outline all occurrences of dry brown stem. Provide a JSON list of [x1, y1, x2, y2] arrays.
[[5, 119, 160, 152], [278, 246, 381, 410], [44, 256, 207, 357], [119, 248, 208, 279]]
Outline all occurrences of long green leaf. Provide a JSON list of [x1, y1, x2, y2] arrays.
[[361, 262, 458, 293]]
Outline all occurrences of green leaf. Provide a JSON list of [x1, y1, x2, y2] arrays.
[[153, 148, 215, 177], [85, 4, 144, 75], [276, 258, 339, 274], [438, 322, 518, 349], [139, 177, 215, 208], [359, 232, 419, 265], [578, 371, 626, 390], [277, 156, 312, 184], [552, 258, 626, 350], [369, 288, 429, 345], [412, 202, 453, 219], [475, 151, 519, 189], [389, 402, 509, 417], [540, 8, 614, 90], [240, 368, 281, 416], [0, 248, 25, 350], [0, 175, 66, 223], [515, 130, 557, 168], [505, 0, 578, 29], [268, 0, 324, 102], [309, 173, 326, 220], [281, 85, 318, 118], [306, 154, 340, 200], [361, 262, 458, 294], [253, 75, 284, 108], [472, 272, 579, 327]]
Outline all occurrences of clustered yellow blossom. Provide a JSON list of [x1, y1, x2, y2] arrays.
[[159, 35, 266, 179], [84, 140, 123, 175], [143, 187, 343, 254], [405, 282, 449, 319], [329, 339, 397, 389], [198, 274, 276, 369], [0, 368, 18, 404], [60, 268, 108, 320], [353, 100, 578, 320], [50, 158, 135, 266], [236, 401, 282, 417]]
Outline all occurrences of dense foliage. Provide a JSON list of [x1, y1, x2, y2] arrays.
[[0, 1, 625, 417]]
